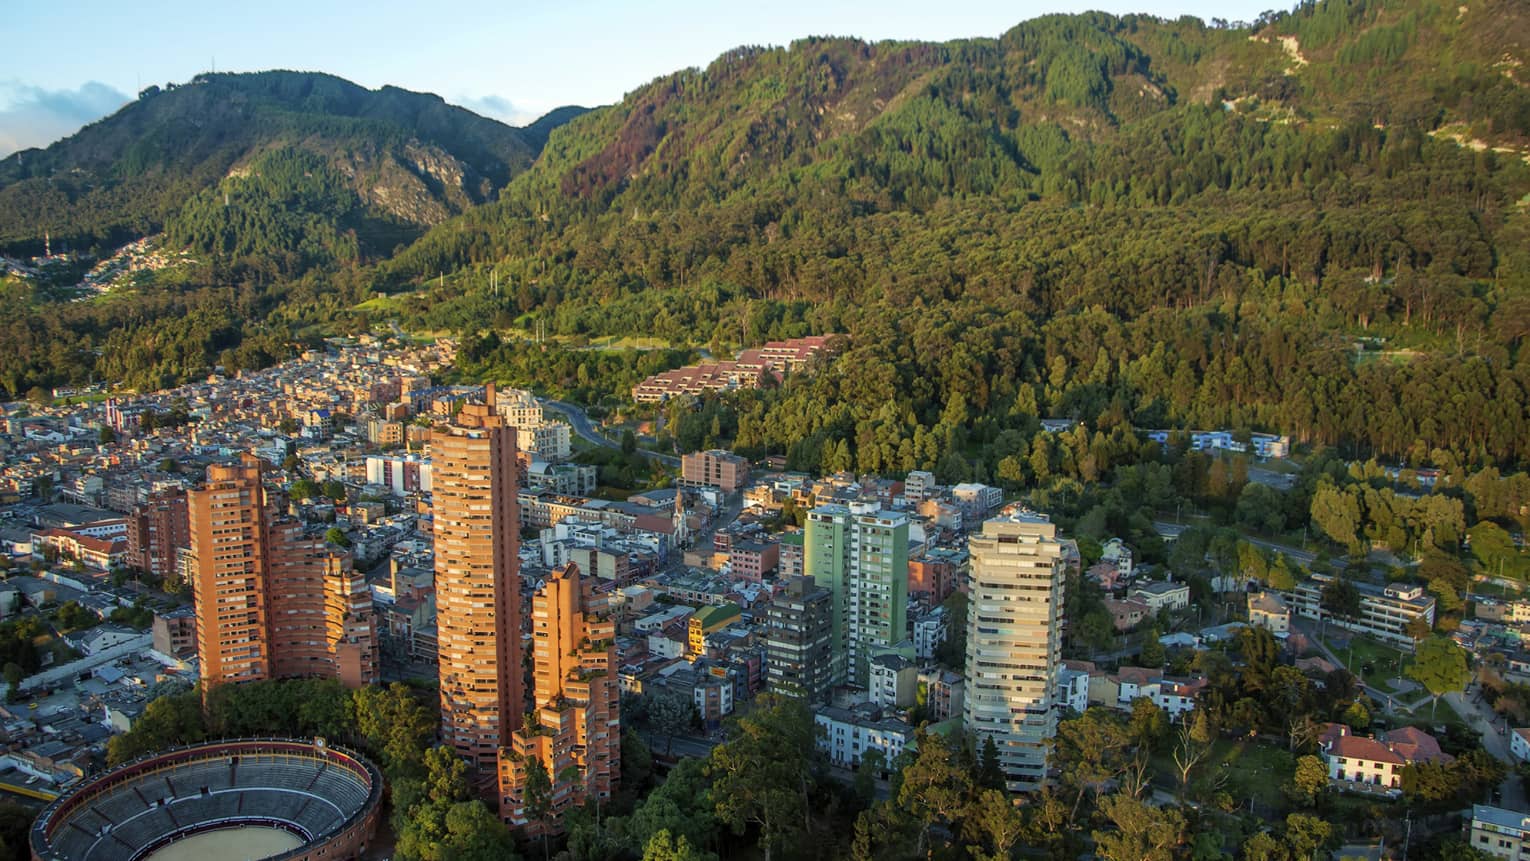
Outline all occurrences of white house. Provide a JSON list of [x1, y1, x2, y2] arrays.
[[1512, 728, 1530, 763], [1128, 580, 1190, 613], [815, 704, 915, 768]]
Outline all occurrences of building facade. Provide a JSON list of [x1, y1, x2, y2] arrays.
[[765, 577, 834, 703], [964, 511, 1066, 792], [499, 562, 620, 835], [680, 450, 750, 493], [433, 395, 524, 777], [1470, 805, 1530, 860], [125, 489, 190, 581], [188, 455, 378, 694], [1289, 573, 1437, 648], [806, 503, 910, 687]]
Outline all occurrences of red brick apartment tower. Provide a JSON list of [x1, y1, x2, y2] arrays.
[[434, 387, 524, 777], [126, 489, 190, 580], [189, 455, 380, 695], [500, 562, 620, 834], [189, 455, 272, 690]]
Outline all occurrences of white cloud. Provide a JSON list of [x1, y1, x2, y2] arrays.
[[452, 93, 546, 127], [0, 80, 131, 158]]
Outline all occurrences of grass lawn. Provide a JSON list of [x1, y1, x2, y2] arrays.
[[1209, 739, 1297, 810], [594, 486, 635, 501], [1321, 634, 1411, 691], [1153, 738, 1296, 812]]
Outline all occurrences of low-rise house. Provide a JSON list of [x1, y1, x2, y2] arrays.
[[1468, 804, 1530, 860], [1319, 724, 1450, 796], [1103, 596, 1151, 631], [815, 703, 915, 768], [1129, 580, 1190, 613], [1248, 591, 1290, 634], [1512, 728, 1530, 763]]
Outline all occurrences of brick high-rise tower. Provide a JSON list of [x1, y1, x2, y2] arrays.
[[189, 456, 271, 689], [433, 388, 524, 776], [500, 561, 619, 834], [189, 454, 378, 695]]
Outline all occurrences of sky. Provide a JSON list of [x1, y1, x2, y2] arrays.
[[3, 0, 1281, 157]]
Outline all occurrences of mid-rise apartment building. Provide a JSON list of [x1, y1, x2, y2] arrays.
[[125, 489, 189, 581], [680, 449, 750, 493], [1289, 573, 1436, 648], [500, 562, 620, 835], [764, 577, 834, 703]]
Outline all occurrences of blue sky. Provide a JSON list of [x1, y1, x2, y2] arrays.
[[3, 0, 1281, 156]]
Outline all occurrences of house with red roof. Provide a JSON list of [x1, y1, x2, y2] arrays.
[[1319, 723, 1451, 796]]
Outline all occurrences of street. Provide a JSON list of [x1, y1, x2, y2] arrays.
[[540, 398, 681, 467], [1446, 688, 1527, 811]]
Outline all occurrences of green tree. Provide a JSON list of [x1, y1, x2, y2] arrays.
[[324, 526, 351, 547], [523, 755, 554, 861], [1092, 793, 1185, 861], [1128, 698, 1169, 751], [1285, 754, 1328, 808], [964, 788, 1024, 861], [707, 695, 817, 861], [98, 426, 116, 445], [854, 748, 886, 807], [897, 730, 973, 856], [1139, 628, 1166, 668], [1409, 636, 1472, 718], [1320, 578, 1362, 620], [643, 829, 713, 861], [977, 735, 1005, 790], [1055, 708, 1130, 821]]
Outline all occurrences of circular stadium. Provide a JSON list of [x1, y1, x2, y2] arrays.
[[29, 738, 383, 861]]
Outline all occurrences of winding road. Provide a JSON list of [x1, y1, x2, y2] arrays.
[[540, 398, 681, 467]]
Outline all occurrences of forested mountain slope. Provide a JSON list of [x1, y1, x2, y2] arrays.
[[0, 71, 583, 393], [0, 70, 572, 255], [6, 0, 1530, 475], [380, 0, 1530, 468]]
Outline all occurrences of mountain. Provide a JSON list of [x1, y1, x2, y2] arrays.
[[0, 70, 584, 256], [379, 0, 1530, 468], [4, 0, 1530, 473]]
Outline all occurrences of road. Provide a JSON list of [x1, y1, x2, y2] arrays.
[[541, 398, 681, 467], [1152, 520, 1322, 566], [1446, 688, 1527, 811]]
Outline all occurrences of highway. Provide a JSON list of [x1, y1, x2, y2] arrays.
[[541, 398, 681, 467]]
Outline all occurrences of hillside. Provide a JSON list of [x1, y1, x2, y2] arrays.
[[5, 0, 1530, 475], [0, 70, 580, 256], [379, 0, 1530, 471]]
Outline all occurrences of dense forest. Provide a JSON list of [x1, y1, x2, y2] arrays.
[[5, 0, 1530, 473]]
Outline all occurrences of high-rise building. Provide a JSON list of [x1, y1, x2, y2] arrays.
[[500, 562, 620, 835], [765, 576, 834, 703], [126, 488, 190, 582], [433, 393, 524, 776], [189, 458, 272, 689], [188, 455, 378, 694], [963, 511, 1066, 792], [805, 502, 909, 687]]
